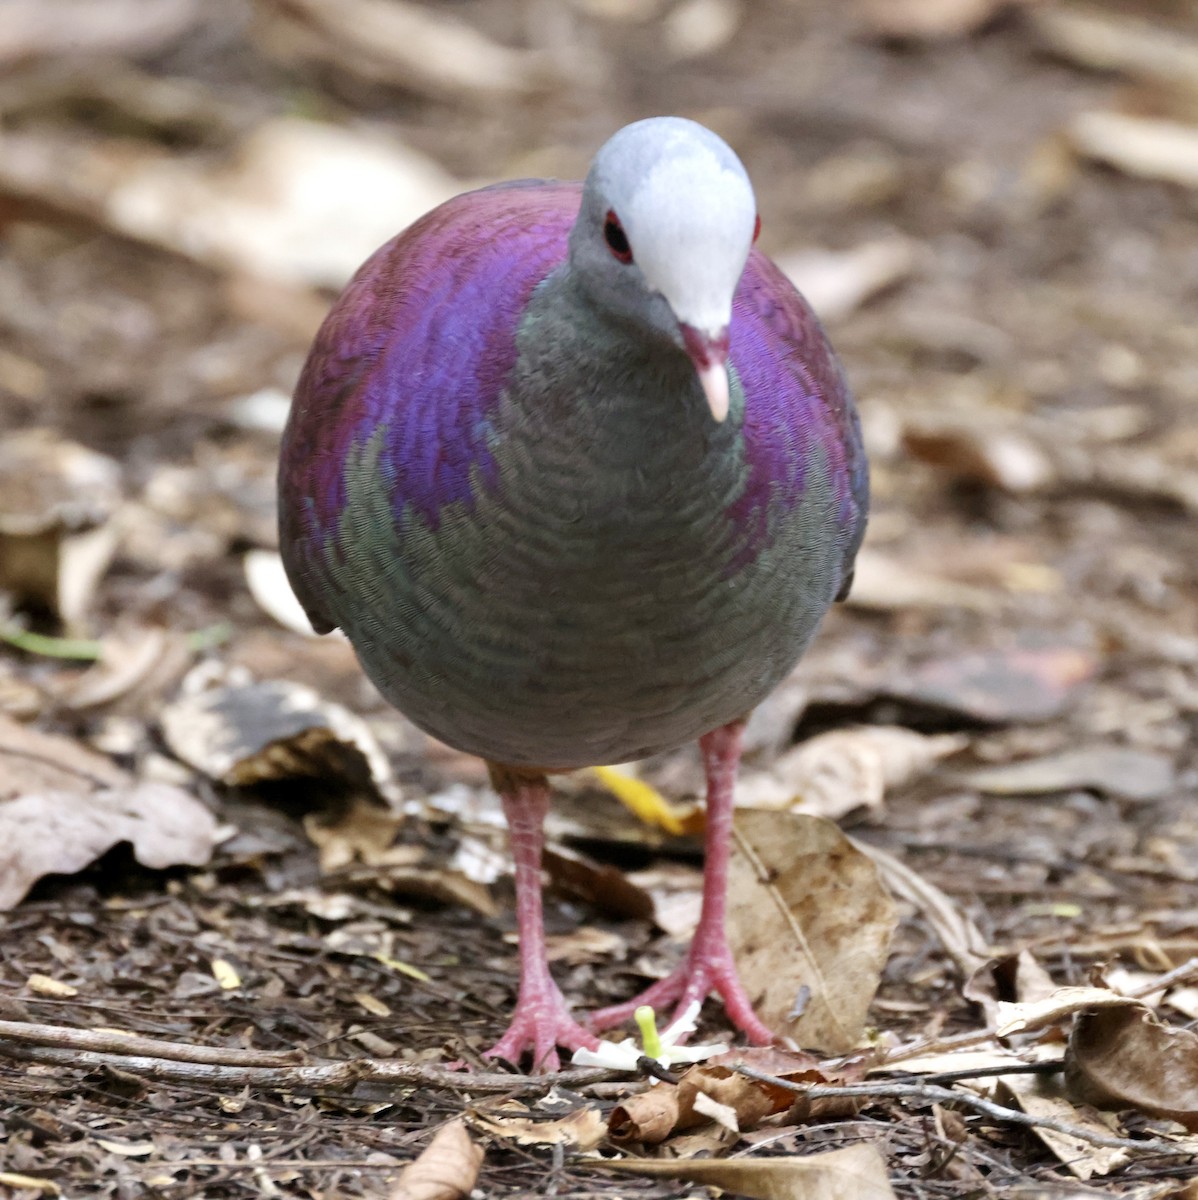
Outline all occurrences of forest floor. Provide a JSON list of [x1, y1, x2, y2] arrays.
[[3, 0, 1198, 1197]]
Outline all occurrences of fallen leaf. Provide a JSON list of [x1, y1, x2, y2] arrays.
[[543, 846, 655, 920], [597, 1142, 895, 1199], [855, 840, 991, 981], [0, 714, 219, 910], [471, 1105, 605, 1151], [893, 640, 1097, 724], [996, 987, 1145, 1038], [778, 238, 917, 322], [389, 1119, 482, 1200], [964, 746, 1175, 802], [94, 1138, 156, 1157], [254, 0, 557, 102], [244, 549, 326, 637], [0, 0, 200, 65], [1067, 1004, 1198, 1131], [737, 726, 967, 820], [728, 811, 897, 1053], [998, 1068, 1130, 1180], [1070, 111, 1198, 190], [161, 674, 398, 802], [845, 549, 996, 612], [903, 419, 1054, 493], [662, 0, 742, 60], [26, 973, 77, 998], [0, 429, 122, 630], [860, 0, 1026, 41]]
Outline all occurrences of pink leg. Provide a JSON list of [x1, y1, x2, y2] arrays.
[[589, 720, 773, 1045], [484, 772, 599, 1072]]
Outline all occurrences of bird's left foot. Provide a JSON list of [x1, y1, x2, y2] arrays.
[[588, 927, 773, 1045], [483, 975, 599, 1073]]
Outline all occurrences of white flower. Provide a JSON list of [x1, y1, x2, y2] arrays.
[[571, 1003, 728, 1071]]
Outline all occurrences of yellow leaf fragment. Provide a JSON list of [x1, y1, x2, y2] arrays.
[[26, 973, 78, 998], [591, 765, 686, 835], [211, 958, 242, 990]]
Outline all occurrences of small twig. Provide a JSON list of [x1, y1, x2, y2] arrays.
[[0, 1037, 611, 1095], [875, 1061, 1062, 1087], [0, 1020, 303, 1067], [732, 1065, 1196, 1158], [1125, 956, 1198, 998]]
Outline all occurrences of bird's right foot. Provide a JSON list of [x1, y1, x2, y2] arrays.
[[483, 975, 599, 1073]]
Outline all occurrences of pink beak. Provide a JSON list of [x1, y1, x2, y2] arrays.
[[680, 324, 731, 422]]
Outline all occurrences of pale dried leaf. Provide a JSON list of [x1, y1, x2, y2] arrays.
[[105, 117, 459, 287], [244, 549, 324, 637], [471, 1106, 605, 1151], [846, 549, 996, 612], [255, 0, 556, 100], [996, 988, 1146, 1038], [692, 1088, 741, 1133], [965, 746, 1175, 802], [663, 0, 743, 60], [389, 1119, 482, 1200], [0, 0, 200, 65], [778, 238, 917, 322], [161, 675, 398, 802], [600, 1143, 896, 1199], [738, 726, 966, 819], [903, 419, 1054, 493], [856, 839, 991, 980], [1067, 1005, 1198, 1131], [860, 0, 1022, 41], [999, 1070, 1130, 1179], [729, 812, 896, 1053], [1071, 112, 1198, 190]]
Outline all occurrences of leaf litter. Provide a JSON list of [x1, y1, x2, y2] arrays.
[[3, 0, 1198, 1196]]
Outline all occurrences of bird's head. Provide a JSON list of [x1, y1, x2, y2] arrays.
[[569, 116, 759, 423]]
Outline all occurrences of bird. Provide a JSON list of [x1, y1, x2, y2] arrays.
[[278, 116, 868, 1071]]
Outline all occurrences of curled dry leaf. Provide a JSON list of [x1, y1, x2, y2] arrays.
[[778, 238, 917, 323], [998, 1066, 1130, 1180], [1070, 112, 1198, 191], [471, 1104, 605, 1152], [845, 549, 996, 612], [855, 840, 991, 981], [737, 725, 967, 821], [1067, 1004, 1198, 1132], [995, 986, 1146, 1039], [389, 1119, 482, 1200], [244, 550, 324, 637], [79, 117, 459, 287], [254, 0, 557, 102], [598, 1143, 895, 1200], [0, 714, 218, 910], [728, 811, 897, 1054], [0, 0, 201, 66], [161, 675, 398, 803], [860, 0, 1024, 41], [0, 430, 122, 629], [964, 746, 1175, 802], [902, 418, 1054, 493]]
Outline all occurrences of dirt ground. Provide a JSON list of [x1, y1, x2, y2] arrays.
[[3, 0, 1198, 1196]]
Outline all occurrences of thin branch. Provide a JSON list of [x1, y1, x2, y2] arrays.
[[0, 1020, 303, 1066], [0, 1036, 610, 1095], [875, 1061, 1062, 1087], [732, 1065, 1196, 1158]]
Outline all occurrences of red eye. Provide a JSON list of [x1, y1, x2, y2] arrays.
[[753, 213, 761, 243], [603, 209, 633, 264]]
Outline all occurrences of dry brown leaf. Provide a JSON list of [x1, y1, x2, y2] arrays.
[[998, 1067, 1130, 1180], [254, 0, 556, 101], [0, 430, 122, 629], [903, 419, 1053, 493], [389, 1119, 482, 1200], [60, 629, 195, 715], [778, 238, 917, 322], [728, 811, 896, 1054], [599, 1142, 895, 1199], [244, 549, 324, 637], [1067, 1005, 1198, 1131], [0, 0, 201, 65], [1070, 112, 1198, 190], [161, 675, 398, 802], [996, 987, 1145, 1038], [964, 746, 1175, 802], [860, 0, 1026, 41], [0, 714, 218, 910], [471, 1105, 605, 1151], [855, 840, 991, 981], [543, 846, 655, 920], [846, 549, 996, 612], [738, 726, 966, 820]]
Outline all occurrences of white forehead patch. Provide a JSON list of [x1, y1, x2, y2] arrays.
[[623, 145, 756, 332]]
